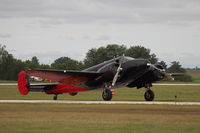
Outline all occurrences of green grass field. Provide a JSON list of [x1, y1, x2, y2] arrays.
[[0, 104, 199, 133], [0, 85, 200, 133], [186, 70, 200, 79], [187, 69, 200, 83], [0, 85, 200, 101], [0, 80, 17, 83]]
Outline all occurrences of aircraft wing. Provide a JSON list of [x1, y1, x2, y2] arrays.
[[168, 73, 184, 76], [26, 69, 101, 84]]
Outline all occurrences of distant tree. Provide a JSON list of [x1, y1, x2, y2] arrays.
[[3, 43, 194, 82], [31, 56, 39, 65], [158, 61, 167, 69], [84, 44, 127, 67], [39, 64, 51, 69], [0, 44, 25, 80], [167, 61, 192, 82], [125, 46, 158, 63], [149, 53, 158, 64], [51, 57, 83, 70], [10, 59, 26, 80], [84, 44, 159, 67], [105, 44, 127, 59], [21, 56, 40, 70], [84, 48, 98, 67], [0, 45, 13, 80], [53, 57, 70, 64], [167, 61, 185, 73]]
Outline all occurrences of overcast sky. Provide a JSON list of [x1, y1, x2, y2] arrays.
[[0, 0, 200, 67]]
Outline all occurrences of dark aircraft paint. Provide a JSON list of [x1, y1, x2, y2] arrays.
[[18, 56, 168, 101]]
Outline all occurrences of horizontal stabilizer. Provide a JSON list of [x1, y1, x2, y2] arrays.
[[26, 69, 101, 84], [28, 83, 58, 92]]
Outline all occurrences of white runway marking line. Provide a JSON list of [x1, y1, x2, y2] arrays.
[[0, 100, 200, 105]]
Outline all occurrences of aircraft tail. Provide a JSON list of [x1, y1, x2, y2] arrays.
[[18, 71, 29, 95]]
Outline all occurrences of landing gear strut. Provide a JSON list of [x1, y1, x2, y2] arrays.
[[102, 88, 112, 101], [144, 84, 155, 101], [53, 95, 58, 100]]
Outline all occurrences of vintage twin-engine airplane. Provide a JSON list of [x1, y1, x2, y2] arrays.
[[18, 56, 174, 101]]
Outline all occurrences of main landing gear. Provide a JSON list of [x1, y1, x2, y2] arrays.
[[102, 88, 112, 101], [144, 84, 155, 101], [102, 85, 115, 101]]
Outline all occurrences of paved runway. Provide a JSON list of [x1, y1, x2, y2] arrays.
[[0, 100, 200, 105]]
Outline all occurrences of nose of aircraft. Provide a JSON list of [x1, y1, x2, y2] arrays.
[[147, 62, 165, 72]]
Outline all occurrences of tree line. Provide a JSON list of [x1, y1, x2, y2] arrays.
[[0, 44, 192, 81]]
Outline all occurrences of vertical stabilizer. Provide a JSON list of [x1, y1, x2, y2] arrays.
[[18, 71, 29, 95]]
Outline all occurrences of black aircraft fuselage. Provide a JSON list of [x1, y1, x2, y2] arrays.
[[82, 56, 165, 90], [18, 56, 168, 101]]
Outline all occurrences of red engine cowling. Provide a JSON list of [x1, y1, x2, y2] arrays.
[[18, 71, 29, 95]]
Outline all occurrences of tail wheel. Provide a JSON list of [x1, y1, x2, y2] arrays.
[[144, 90, 155, 101], [102, 89, 112, 101], [69, 92, 78, 96], [53, 95, 58, 100]]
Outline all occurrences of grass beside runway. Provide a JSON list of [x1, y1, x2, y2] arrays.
[[0, 103, 199, 133], [0, 85, 200, 101], [0, 80, 17, 83], [0, 85, 200, 133]]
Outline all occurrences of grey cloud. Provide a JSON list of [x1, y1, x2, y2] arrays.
[[0, 0, 81, 18], [83, 35, 110, 41], [83, 36, 91, 40], [96, 0, 200, 8], [0, 0, 200, 25], [66, 36, 75, 40], [179, 53, 200, 68], [0, 33, 11, 38], [96, 35, 110, 40]]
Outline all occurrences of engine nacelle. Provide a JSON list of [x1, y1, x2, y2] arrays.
[[69, 92, 78, 96]]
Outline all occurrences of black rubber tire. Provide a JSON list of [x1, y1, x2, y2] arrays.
[[53, 95, 57, 100], [102, 89, 112, 101], [144, 90, 155, 101], [69, 92, 78, 96]]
